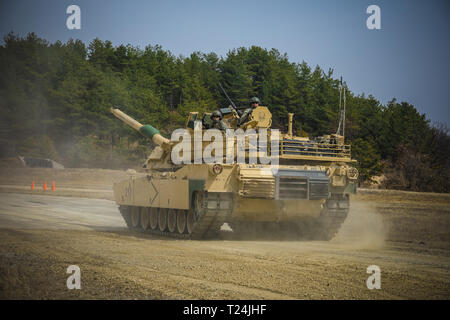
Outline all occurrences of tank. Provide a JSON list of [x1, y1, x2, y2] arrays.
[[110, 105, 358, 240]]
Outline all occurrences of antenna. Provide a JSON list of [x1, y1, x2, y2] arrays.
[[336, 77, 346, 139], [343, 84, 346, 138], [336, 77, 343, 136]]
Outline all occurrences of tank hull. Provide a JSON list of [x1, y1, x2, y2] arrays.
[[113, 163, 354, 239]]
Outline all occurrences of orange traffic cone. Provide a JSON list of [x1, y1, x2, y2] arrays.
[[51, 181, 55, 191], [43, 181, 48, 191], [31, 181, 35, 190]]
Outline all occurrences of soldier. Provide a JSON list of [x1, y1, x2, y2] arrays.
[[237, 96, 260, 126], [210, 110, 229, 131]]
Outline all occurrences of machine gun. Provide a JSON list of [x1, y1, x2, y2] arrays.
[[218, 82, 242, 118]]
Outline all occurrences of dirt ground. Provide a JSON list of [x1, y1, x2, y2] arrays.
[[0, 168, 449, 299]]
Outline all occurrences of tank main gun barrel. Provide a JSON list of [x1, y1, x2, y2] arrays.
[[110, 107, 170, 146]]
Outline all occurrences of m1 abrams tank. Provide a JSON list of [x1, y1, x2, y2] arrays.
[[110, 105, 358, 240]]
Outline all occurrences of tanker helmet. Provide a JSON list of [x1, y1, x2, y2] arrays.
[[250, 97, 260, 105], [211, 110, 222, 120]]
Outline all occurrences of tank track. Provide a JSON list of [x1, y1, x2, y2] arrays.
[[118, 192, 232, 240], [119, 193, 349, 241], [316, 194, 349, 240]]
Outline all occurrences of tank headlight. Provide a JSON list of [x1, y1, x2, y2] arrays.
[[210, 164, 223, 175], [347, 167, 359, 180]]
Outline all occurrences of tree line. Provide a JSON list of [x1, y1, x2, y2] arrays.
[[0, 33, 448, 192]]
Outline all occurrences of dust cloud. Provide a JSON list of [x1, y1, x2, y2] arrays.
[[332, 201, 387, 249], [224, 200, 388, 244]]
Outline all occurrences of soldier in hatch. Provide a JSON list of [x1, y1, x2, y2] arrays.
[[210, 110, 229, 131], [237, 96, 260, 127]]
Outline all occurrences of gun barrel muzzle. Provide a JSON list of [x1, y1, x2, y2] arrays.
[[111, 107, 143, 131]]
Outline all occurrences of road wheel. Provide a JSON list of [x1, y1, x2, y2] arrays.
[[140, 207, 150, 230], [167, 209, 177, 233], [131, 206, 140, 228], [186, 210, 195, 234], [149, 207, 158, 230], [158, 208, 168, 232], [177, 210, 186, 234]]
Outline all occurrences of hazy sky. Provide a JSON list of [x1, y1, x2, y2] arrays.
[[0, 0, 449, 125]]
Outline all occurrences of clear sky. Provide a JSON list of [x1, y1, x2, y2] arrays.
[[0, 0, 449, 125]]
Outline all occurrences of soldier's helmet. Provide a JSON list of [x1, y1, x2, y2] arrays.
[[250, 97, 260, 105], [211, 110, 223, 120]]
